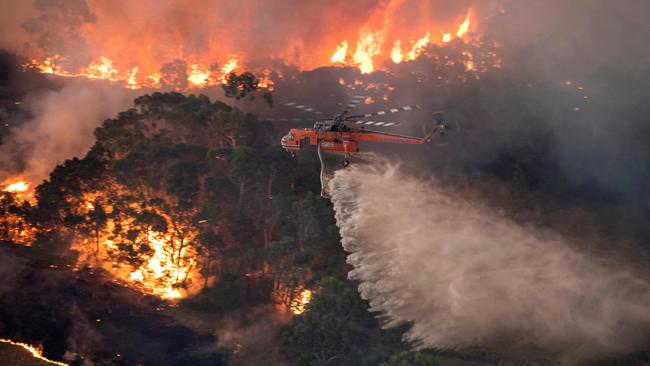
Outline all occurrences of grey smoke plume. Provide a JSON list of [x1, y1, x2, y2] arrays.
[[329, 157, 650, 359], [0, 81, 132, 184]]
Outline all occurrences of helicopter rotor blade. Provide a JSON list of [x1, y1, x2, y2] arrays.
[[433, 111, 445, 126], [342, 94, 366, 114], [261, 117, 317, 123], [352, 120, 400, 127], [283, 101, 329, 117], [345, 104, 420, 120]]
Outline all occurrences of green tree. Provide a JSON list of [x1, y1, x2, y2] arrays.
[[222, 71, 273, 107], [227, 146, 263, 203], [379, 351, 440, 366], [281, 279, 406, 366]]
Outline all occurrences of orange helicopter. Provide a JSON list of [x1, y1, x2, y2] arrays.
[[277, 96, 447, 166]]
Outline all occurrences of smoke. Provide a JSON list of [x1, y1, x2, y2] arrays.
[[0, 80, 131, 184], [0, 248, 27, 296], [329, 157, 650, 359]]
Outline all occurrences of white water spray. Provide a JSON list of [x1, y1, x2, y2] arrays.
[[329, 157, 650, 358]]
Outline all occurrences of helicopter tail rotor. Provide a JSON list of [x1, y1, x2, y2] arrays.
[[431, 112, 459, 147]]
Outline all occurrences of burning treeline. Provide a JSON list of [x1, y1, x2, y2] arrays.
[[1, 1, 650, 364], [1, 93, 332, 315], [0, 0, 504, 307], [6, 0, 496, 90]]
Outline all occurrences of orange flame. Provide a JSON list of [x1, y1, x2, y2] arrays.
[[23, 4, 484, 82], [407, 32, 431, 60], [2, 176, 34, 203], [24, 54, 244, 91], [4, 181, 29, 193], [126, 230, 197, 300], [291, 289, 313, 315], [352, 26, 385, 74], [329, 7, 479, 71], [0, 339, 68, 366], [390, 41, 403, 63], [187, 64, 211, 87], [457, 11, 472, 38], [330, 40, 348, 63], [73, 190, 207, 301]]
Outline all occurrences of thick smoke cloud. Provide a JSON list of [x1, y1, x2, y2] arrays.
[[0, 81, 131, 184], [329, 157, 650, 359], [488, 0, 650, 79]]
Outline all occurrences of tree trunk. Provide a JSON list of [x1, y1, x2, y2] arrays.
[[267, 172, 274, 198], [238, 182, 245, 204]]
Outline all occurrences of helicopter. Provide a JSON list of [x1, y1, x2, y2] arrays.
[[276, 95, 448, 166]]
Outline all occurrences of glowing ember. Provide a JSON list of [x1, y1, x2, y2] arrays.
[[462, 51, 475, 71], [331, 40, 348, 63], [0, 339, 68, 366], [442, 32, 452, 43], [291, 289, 313, 315]]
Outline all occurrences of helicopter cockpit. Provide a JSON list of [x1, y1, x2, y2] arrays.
[[313, 121, 349, 132]]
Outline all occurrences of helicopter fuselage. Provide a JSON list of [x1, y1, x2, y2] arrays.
[[280, 120, 437, 155]]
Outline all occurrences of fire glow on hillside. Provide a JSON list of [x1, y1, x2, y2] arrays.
[[16, 1, 492, 89], [0, 338, 68, 366]]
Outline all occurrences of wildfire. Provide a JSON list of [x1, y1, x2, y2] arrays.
[[352, 26, 385, 74], [71, 188, 207, 301], [2, 177, 34, 203], [331, 40, 348, 63], [330, 8, 476, 73], [24, 54, 244, 91], [126, 230, 197, 300], [219, 55, 239, 84], [457, 11, 472, 38], [391, 41, 403, 63], [291, 289, 313, 315], [187, 64, 211, 86], [19, 3, 485, 84], [407, 32, 431, 60], [4, 181, 29, 193], [0, 339, 68, 366], [82, 57, 119, 80]]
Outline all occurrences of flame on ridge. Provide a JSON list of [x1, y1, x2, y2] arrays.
[[24, 54, 242, 90], [0, 339, 68, 366], [330, 8, 474, 73], [19, 3, 481, 85], [331, 40, 349, 63]]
